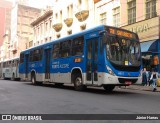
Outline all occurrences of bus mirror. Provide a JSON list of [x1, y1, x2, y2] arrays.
[[99, 31, 107, 44], [102, 31, 107, 44]]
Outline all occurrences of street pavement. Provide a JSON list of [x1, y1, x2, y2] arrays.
[[0, 79, 160, 123]]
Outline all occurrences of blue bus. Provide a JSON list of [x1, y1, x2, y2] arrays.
[[19, 25, 142, 91]]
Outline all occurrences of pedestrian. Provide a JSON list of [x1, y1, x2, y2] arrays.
[[149, 69, 158, 92], [142, 68, 148, 86], [148, 70, 152, 86]]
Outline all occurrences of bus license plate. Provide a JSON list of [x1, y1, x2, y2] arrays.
[[125, 81, 132, 85]]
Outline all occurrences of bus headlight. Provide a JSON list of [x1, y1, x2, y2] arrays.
[[106, 66, 115, 76]]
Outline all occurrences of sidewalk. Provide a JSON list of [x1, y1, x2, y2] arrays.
[[123, 85, 160, 92]]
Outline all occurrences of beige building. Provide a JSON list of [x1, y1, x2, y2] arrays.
[[4, 3, 41, 61], [32, 0, 99, 44], [52, 0, 95, 39], [31, 6, 53, 46]]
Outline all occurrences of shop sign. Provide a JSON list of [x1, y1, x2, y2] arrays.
[[127, 23, 150, 33], [122, 17, 159, 41]]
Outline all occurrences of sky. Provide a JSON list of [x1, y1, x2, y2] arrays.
[[5, 0, 53, 8]]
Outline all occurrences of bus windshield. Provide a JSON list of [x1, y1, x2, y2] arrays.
[[106, 35, 141, 66]]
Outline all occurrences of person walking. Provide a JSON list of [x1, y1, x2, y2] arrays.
[[149, 69, 158, 92], [142, 68, 148, 86]]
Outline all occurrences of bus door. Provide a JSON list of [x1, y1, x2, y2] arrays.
[[86, 38, 99, 85], [25, 54, 29, 78], [45, 49, 51, 79]]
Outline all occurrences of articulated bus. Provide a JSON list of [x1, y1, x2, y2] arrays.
[[19, 25, 142, 91], [0, 57, 20, 80]]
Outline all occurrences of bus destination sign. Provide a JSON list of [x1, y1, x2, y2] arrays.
[[108, 28, 135, 39]]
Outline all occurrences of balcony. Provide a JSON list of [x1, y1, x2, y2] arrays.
[[75, 10, 89, 22], [64, 18, 73, 27], [94, 0, 101, 3], [52, 23, 63, 32]]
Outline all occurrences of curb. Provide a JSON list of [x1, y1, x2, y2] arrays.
[[124, 85, 160, 92]]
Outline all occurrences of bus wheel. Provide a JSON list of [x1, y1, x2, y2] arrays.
[[74, 74, 86, 91], [103, 85, 115, 92], [11, 73, 15, 81], [31, 74, 37, 85]]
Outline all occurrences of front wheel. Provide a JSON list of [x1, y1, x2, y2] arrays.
[[74, 74, 86, 91], [103, 85, 115, 92]]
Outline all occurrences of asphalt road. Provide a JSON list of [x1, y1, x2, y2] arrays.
[[0, 79, 160, 123]]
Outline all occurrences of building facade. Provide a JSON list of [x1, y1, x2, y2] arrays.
[[0, 0, 12, 61], [1, 0, 160, 73], [52, 0, 95, 39], [31, 6, 53, 46], [7, 3, 41, 60]]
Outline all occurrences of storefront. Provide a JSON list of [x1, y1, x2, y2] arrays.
[[122, 17, 160, 72]]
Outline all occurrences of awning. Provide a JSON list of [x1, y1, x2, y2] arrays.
[[140, 40, 158, 53]]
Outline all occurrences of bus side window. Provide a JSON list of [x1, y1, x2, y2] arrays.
[[53, 43, 60, 59], [100, 37, 103, 54], [60, 40, 71, 58], [72, 36, 84, 56], [20, 53, 24, 63]]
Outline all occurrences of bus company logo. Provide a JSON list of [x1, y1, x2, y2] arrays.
[[2, 115, 42, 121], [31, 64, 35, 67], [2, 115, 11, 120]]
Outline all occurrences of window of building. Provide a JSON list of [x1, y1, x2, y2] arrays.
[[67, 4, 73, 18], [113, 7, 120, 27], [29, 41, 33, 47], [45, 22, 48, 32], [128, 0, 136, 24], [50, 18, 52, 30], [60, 11, 62, 22], [100, 12, 107, 25], [45, 38, 48, 42], [41, 23, 43, 35], [55, 13, 58, 22], [78, 0, 82, 7], [146, 0, 156, 19]]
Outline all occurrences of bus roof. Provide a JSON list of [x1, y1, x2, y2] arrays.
[[20, 25, 138, 53]]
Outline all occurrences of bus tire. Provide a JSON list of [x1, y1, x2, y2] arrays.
[[11, 73, 15, 81], [74, 74, 86, 91], [103, 85, 115, 92]]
